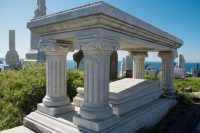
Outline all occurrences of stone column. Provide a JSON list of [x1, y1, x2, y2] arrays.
[[73, 36, 119, 132], [37, 39, 74, 116], [130, 51, 148, 79], [158, 51, 177, 96]]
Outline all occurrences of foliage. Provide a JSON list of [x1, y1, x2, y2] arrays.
[[67, 70, 84, 101], [174, 77, 200, 104], [0, 63, 84, 130], [144, 74, 160, 80]]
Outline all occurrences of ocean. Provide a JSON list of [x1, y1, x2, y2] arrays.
[[67, 60, 200, 75]]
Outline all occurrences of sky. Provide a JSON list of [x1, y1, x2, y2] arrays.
[[0, 0, 200, 62]]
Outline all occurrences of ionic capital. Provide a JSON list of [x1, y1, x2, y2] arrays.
[[75, 35, 120, 51], [158, 51, 177, 60], [129, 51, 148, 60], [38, 39, 73, 55]]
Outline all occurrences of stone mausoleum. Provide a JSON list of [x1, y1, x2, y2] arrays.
[[3, 1, 183, 133]]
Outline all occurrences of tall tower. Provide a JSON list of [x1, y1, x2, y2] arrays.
[[25, 0, 46, 62]]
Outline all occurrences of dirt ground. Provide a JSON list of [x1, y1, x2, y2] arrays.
[[149, 101, 200, 133]]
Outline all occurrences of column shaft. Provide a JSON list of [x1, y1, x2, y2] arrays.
[[159, 51, 176, 95], [37, 39, 74, 116], [130, 52, 148, 79], [80, 51, 112, 120], [43, 52, 69, 107]]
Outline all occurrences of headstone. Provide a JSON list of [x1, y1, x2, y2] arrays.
[[110, 51, 118, 81], [179, 54, 185, 69], [73, 50, 84, 70], [125, 55, 133, 78], [174, 54, 185, 79], [120, 58, 126, 77], [73, 50, 118, 81], [25, 0, 46, 62], [5, 30, 20, 67]]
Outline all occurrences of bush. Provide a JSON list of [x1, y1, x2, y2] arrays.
[[67, 70, 84, 101], [0, 63, 84, 130], [144, 74, 160, 80]]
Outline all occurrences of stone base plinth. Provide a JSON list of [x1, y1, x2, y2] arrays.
[[73, 114, 119, 132], [37, 103, 74, 116], [22, 99, 176, 133]]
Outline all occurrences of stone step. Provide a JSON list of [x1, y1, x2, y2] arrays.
[[1, 126, 35, 133], [22, 98, 176, 133]]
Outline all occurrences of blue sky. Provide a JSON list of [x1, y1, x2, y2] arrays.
[[0, 0, 200, 62]]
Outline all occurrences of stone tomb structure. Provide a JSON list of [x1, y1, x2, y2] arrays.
[[23, 2, 183, 133]]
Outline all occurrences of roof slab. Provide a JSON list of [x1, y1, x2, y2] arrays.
[[27, 1, 183, 52]]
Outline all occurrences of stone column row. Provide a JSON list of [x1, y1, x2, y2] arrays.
[[129, 50, 177, 96]]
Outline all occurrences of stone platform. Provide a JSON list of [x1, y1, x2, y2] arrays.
[[21, 78, 176, 133], [1, 126, 35, 133], [22, 99, 176, 133]]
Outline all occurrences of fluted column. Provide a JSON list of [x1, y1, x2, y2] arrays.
[[158, 51, 177, 96], [130, 51, 148, 79], [73, 36, 120, 132], [37, 39, 74, 116]]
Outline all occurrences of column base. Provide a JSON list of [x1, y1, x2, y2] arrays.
[[163, 89, 177, 98], [80, 104, 113, 120], [73, 114, 119, 132], [37, 103, 74, 116]]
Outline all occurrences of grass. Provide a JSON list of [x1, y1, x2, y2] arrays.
[[174, 77, 200, 104], [149, 77, 200, 133]]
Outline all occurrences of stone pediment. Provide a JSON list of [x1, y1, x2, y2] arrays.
[[27, 1, 183, 51]]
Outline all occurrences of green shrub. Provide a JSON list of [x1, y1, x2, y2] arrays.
[[0, 63, 84, 130], [67, 70, 84, 101], [144, 74, 160, 80]]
